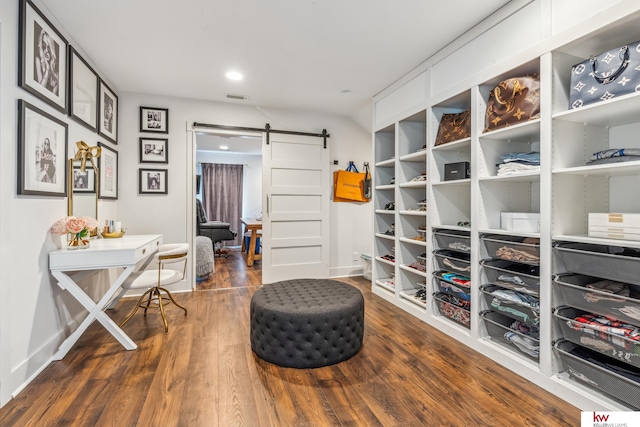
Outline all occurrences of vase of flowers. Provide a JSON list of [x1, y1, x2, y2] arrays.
[[50, 216, 99, 250]]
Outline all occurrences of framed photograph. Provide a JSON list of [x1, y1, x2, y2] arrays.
[[98, 142, 118, 199], [139, 168, 168, 194], [17, 99, 68, 196], [139, 137, 168, 164], [72, 166, 96, 193], [68, 46, 98, 131], [18, 0, 68, 113], [98, 80, 118, 144], [140, 106, 169, 133]]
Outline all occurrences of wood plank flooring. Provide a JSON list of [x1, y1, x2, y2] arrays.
[[0, 250, 580, 426]]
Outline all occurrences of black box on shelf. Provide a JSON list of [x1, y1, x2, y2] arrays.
[[444, 162, 470, 181]]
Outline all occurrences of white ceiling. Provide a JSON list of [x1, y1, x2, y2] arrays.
[[39, 0, 512, 120]]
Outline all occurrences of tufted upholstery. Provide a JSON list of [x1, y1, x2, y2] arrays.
[[250, 279, 364, 368]]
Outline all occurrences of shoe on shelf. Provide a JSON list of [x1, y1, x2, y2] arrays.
[[410, 175, 427, 182]]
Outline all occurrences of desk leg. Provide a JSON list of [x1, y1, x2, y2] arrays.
[[241, 224, 246, 253], [51, 266, 138, 360], [247, 230, 257, 266]]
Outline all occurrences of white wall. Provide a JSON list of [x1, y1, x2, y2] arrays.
[[117, 93, 373, 279], [196, 151, 263, 220]]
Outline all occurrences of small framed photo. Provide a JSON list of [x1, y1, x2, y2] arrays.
[[140, 106, 169, 133], [139, 137, 168, 164], [98, 142, 118, 199], [68, 46, 99, 131], [139, 168, 168, 194], [98, 80, 118, 144], [72, 166, 96, 193], [19, 0, 68, 113], [17, 99, 68, 196]]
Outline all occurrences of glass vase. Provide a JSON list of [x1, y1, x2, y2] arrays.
[[67, 232, 90, 249]]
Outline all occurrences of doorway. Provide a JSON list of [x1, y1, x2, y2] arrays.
[[194, 130, 263, 287]]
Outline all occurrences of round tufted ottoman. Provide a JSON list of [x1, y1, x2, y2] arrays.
[[250, 279, 364, 368]]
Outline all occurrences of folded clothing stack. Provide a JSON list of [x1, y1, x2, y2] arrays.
[[496, 152, 540, 176], [587, 148, 640, 166]]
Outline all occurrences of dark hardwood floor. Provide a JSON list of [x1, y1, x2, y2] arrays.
[[0, 250, 580, 426]]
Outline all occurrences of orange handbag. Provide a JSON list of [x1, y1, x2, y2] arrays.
[[334, 162, 367, 203]]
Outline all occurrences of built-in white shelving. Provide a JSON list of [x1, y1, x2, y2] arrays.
[[371, 5, 640, 411]]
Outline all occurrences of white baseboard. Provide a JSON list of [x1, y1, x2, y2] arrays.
[[330, 265, 363, 278], [8, 320, 74, 402]]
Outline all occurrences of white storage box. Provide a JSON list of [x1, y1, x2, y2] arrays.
[[361, 253, 372, 280], [588, 213, 640, 241], [500, 212, 540, 233]]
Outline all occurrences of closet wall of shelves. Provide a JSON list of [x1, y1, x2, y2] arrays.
[[370, 0, 640, 411]]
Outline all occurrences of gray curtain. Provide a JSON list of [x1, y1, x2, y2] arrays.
[[202, 163, 244, 246]]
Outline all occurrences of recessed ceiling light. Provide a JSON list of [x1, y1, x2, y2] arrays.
[[226, 71, 243, 81], [219, 145, 229, 150]]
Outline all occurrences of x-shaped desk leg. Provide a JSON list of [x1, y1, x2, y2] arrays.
[[51, 266, 137, 360]]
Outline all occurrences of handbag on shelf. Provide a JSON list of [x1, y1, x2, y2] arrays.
[[569, 40, 640, 110], [434, 109, 471, 146], [333, 161, 368, 203], [484, 74, 540, 132]]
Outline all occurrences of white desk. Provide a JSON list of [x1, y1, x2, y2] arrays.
[[49, 234, 162, 360]]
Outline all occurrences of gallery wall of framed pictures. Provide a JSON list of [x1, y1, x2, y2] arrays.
[[139, 106, 170, 194], [16, 0, 119, 200]]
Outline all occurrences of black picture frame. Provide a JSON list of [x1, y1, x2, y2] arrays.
[[140, 106, 169, 133], [98, 80, 118, 144], [98, 142, 118, 199], [68, 46, 99, 131], [18, 0, 68, 113], [17, 99, 68, 197], [139, 168, 168, 194], [139, 137, 168, 164], [72, 166, 96, 193]]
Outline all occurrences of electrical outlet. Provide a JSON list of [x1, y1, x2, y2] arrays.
[[352, 252, 359, 261]]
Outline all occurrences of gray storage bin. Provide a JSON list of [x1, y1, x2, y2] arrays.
[[433, 292, 470, 328], [553, 273, 640, 328], [433, 271, 471, 301], [555, 340, 640, 409], [554, 306, 640, 369], [554, 241, 640, 286], [433, 229, 471, 253], [481, 259, 540, 295], [481, 310, 539, 361], [481, 234, 540, 265], [481, 285, 540, 326], [433, 250, 471, 275]]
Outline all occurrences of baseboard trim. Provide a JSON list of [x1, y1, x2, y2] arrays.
[[330, 266, 363, 278]]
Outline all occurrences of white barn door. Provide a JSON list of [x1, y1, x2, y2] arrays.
[[262, 133, 330, 284]]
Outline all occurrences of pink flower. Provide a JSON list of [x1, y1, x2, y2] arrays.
[[50, 216, 73, 235], [50, 216, 99, 235], [66, 218, 87, 234]]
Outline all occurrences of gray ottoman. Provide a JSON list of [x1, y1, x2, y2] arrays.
[[250, 279, 364, 368]]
